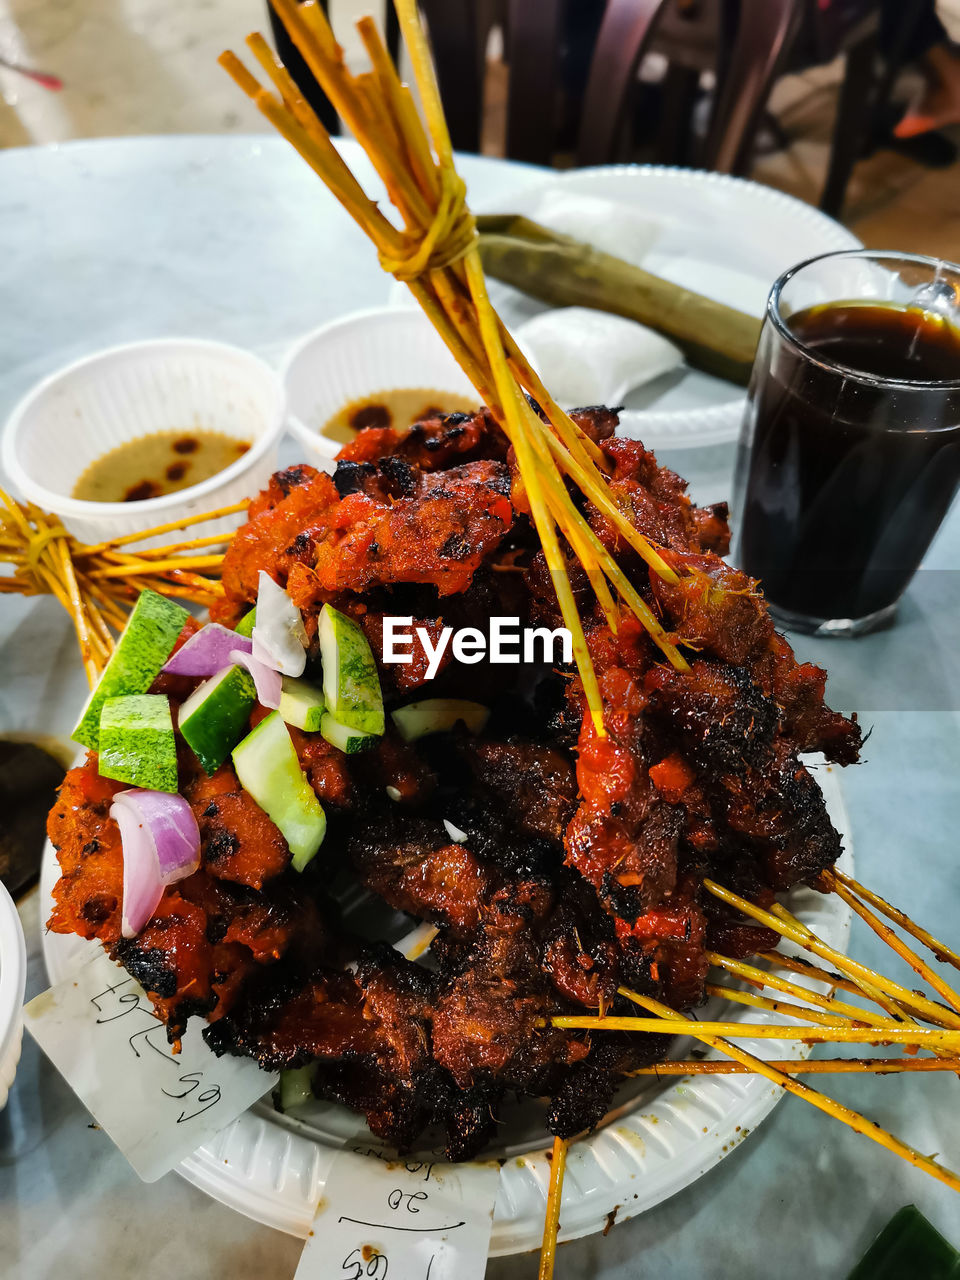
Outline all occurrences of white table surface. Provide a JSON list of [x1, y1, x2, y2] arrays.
[[1, 135, 959, 1280]]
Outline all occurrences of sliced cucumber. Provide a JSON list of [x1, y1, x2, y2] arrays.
[[391, 698, 490, 742], [320, 711, 378, 755], [232, 711, 326, 871], [277, 1065, 314, 1112], [279, 676, 326, 732], [317, 604, 384, 736], [73, 589, 190, 750], [179, 664, 257, 775], [98, 694, 178, 793], [234, 606, 257, 638]]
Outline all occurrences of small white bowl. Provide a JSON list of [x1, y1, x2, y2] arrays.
[[0, 881, 26, 1110], [2, 338, 286, 545], [281, 307, 480, 464]]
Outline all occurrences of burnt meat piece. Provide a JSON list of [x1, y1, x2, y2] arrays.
[[457, 738, 578, 845]]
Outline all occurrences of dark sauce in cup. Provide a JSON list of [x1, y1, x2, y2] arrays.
[[733, 302, 960, 626]]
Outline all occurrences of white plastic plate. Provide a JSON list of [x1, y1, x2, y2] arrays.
[[41, 763, 852, 1254]]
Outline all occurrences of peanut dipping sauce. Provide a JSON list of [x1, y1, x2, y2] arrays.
[[320, 388, 478, 446], [72, 430, 251, 503]]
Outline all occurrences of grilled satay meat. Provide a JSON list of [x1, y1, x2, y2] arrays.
[[48, 402, 863, 1158]]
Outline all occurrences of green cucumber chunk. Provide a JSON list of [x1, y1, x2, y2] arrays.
[[846, 1206, 960, 1280], [234, 606, 257, 639], [279, 676, 326, 732], [317, 604, 384, 735], [179, 665, 257, 775], [320, 711, 378, 755], [277, 1065, 314, 1112], [391, 698, 489, 742], [73, 589, 190, 750], [232, 711, 326, 871], [98, 694, 178, 793]]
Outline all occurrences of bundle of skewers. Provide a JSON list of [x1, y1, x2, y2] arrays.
[[537, 874, 960, 1276], [6, 3, 960, 1277], [0, 493, 240, 686]]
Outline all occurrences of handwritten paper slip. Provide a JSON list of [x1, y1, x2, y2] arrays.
[[23, 947, 278, 1182], [295, 1144, 501, 1280]]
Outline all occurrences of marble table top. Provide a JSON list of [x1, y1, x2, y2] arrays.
[[1, 135, 959, 1280]]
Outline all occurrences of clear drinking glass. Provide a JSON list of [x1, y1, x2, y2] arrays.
[[732, 250, 960, 636]]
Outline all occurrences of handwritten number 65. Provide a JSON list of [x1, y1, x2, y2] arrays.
[[161, 1072, 222, 1123], [342, 1249, 388, 1278]]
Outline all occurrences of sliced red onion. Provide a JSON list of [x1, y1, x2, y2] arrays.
[[110, 789, 200, 938], [252, 571, 307, 677], [162, 623, 252, 676], [231, 649, 282, 710]]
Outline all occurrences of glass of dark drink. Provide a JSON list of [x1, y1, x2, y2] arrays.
[[732, 250, 960, 636]]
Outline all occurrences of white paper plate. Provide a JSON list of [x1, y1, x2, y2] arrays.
[[391, 167, 862, 449], [41, 763, 852, 1254]]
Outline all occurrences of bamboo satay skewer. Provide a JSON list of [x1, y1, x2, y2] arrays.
[[765, 897, 957, 1030], [824, 870, 960, 1015], [78, 591, 117, 652], [628, 1056, 960, 1077], [767, 900, 937, 1027], [760, 952, 888, 1001], [79, 501, 246, 554], [704, 880, 960, 1030], [763, 899, 952, 1034], [831, 870, 960, 971], [538, 1136, 568, 1280], [703, 984, 902, 1030], [468, 268, 607, 725], [355, 18, 439, 203], [758, 950, 960, 1030], [2, 479, 236, 675], [618, 987, 960, 1194], [547, 1015, 960, 1048], [522, 403, 689, 653], [703, 985, 953, 1083], [533, 412, 680, 584], [87, 555, 227, 579], [705, 952, 904, 1030], [97, 532, 234, 560]]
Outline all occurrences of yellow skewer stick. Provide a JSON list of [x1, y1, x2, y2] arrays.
[[618, 987, 960, 1195], [538, 1136, 568, 1280], [628, 1056, 960, 1077], [705, 880, 960, 1031], [547, 1014, 960, 1047]]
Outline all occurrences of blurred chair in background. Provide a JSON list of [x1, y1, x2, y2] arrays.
[[575, 0, 937, 216], [267, 1, 953, 219]]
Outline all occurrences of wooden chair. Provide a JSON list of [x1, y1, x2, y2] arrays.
[[709, 0, 885, 217], [417, 0, 505, 154], [504, 0, 563, 164], [577, 0, 738, 169], [576, 0, 910, 219]]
